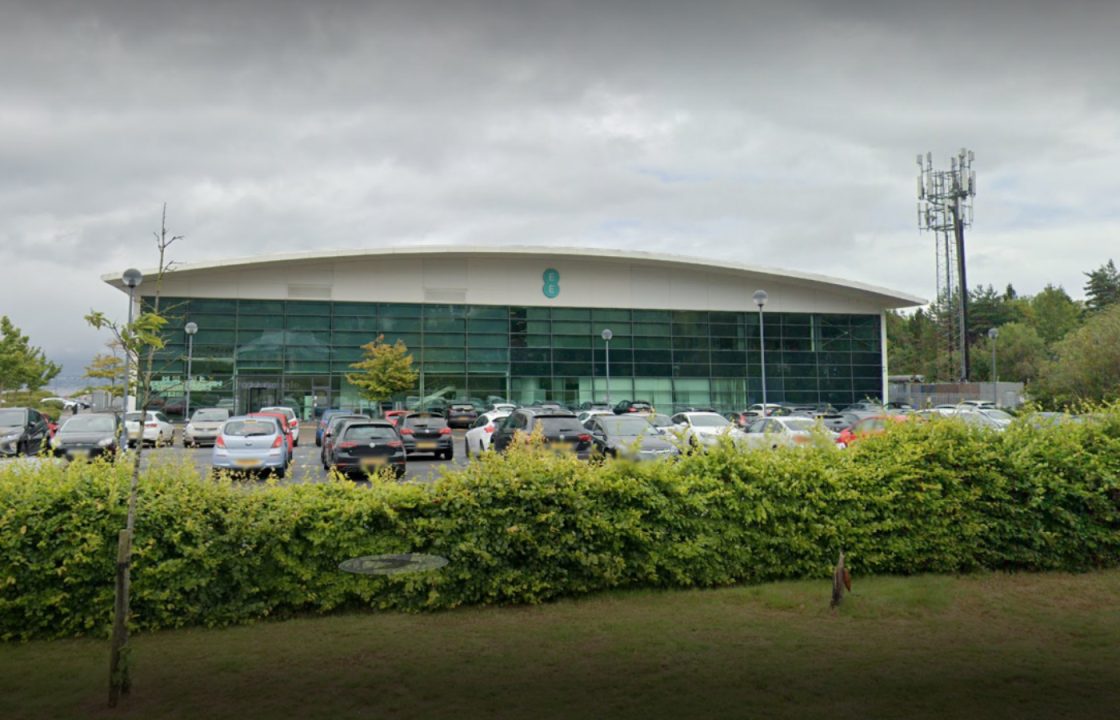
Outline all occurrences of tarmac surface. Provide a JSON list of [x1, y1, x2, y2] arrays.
[[2, 426, 472, 484]]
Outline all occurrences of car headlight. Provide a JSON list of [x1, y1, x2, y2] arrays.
[[1, 432, 19, 442], [98, 437, 114, 447]]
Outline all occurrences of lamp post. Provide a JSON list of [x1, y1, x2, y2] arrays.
[[184, 322, 198, 421], [988, 327, 999, 406], [120, 268, 143, 448], [752, 290, 768, 412], [601, 329, 613, 404]]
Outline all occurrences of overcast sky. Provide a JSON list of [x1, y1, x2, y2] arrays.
[[3, 0, 1118, 385]]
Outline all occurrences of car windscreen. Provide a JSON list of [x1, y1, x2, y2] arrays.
[[982, 409, 1014, 422], [0, 409, 26, 426], [192, 409, 229, 422], [343, 425, 399, 442], [600, 417, 658, 436], [689, 415, 729, 428], [534, 417, 585, 435], [223, 420, 278, 437], [648, 414, 673, 427], [782, 418, 817, 433], [405, 416, 448, 429], [329, 416, 366, 433], [62, 415, 116, 433], [125, 412, 144, 422]]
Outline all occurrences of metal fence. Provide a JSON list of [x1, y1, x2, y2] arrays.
[[889, 381, 1024, 409]]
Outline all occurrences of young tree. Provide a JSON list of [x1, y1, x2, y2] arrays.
[[346, 335, 419, 411], [83, 351, 127, 399], [1083, 259, 1120, 313], [0, 315, 61, 397], [86, 205, 180, 707], [1032, 303, 1120, 408]]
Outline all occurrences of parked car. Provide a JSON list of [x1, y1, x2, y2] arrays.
[[669, 411, 738, 449], [211, 415, 290, 478], [383, 409, 411, 427], [319, 413, 370, 469], [183, 407, 231, 447], [315, 409, 347, 446], [585, 414, 679, 461], [952, 406, 1013, 430], [124, 410, 174, 447], [247, 411, 295, 456], [260, 406, 300, 446], [488, 402, 517, 414], [464, 410, 512, 457], [324, 420, 406, 479], [746, 403, 786, 417], [446, 402, 479, 429], [0, 407, 51, 456], [490, 408, 592, 459], [613, 399, 654, 415], [836, 415, 911, 447], [52, 413, 121, 460], [743, 416, 839, 449], [398, 412, 454, 459], [576, 409, 614, 425]]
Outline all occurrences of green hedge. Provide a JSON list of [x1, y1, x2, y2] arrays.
[[2, 409, 1119, 640]]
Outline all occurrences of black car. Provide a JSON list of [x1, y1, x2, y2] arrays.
[[490, 408, 592, 459], [325, 421, 406, 479], [613, 399, 653, 415], [319, 414, 370, 469], [585, 414, 679, 461], [398, 412, 454, 459], [446, 403, 479, 429], [0, 407, 51, 457], [52, 413, 121, 460]]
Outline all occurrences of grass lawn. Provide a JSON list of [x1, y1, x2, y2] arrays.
[[3, 570, 1119, 719]]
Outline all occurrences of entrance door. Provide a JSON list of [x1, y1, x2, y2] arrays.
[[235, 376, 281, 415]]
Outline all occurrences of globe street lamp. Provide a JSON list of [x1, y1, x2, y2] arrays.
[[184, 322, 198, 421], [988, 327, 999, 406], [120, 268, 143, 448], [601, 328, 613, 404], [752, 290, 769, 412]]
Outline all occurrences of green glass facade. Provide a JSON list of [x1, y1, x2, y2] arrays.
[[148, 297, 883, 419]]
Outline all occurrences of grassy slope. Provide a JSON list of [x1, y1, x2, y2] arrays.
[[3, 571, 1119, 720]]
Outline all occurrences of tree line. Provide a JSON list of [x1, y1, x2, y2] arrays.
[[887, 258, 1120, 406]]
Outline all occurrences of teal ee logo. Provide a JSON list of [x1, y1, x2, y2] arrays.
[[542, 268, 560, 298]]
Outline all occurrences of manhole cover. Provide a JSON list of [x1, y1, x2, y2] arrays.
[[339, 553, 449, 576]]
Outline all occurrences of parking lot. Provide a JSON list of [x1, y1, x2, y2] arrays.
[[2, 425, 471, 484]]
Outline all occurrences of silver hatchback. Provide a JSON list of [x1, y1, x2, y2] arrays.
[[184, 407, 231, 447], [211, 416, 290, 477]]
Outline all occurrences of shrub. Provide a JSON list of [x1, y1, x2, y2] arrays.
[[2, 408, 1118, 640]]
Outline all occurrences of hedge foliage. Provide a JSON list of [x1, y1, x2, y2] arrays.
[[2, 409, 1119, 640]]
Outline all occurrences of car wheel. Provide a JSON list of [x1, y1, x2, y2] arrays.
[[314, 437, 321, 447], [464, 442, 472, 459]]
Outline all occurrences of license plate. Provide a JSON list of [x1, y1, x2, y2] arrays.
[[361, 456, 387, 466], [417, 441, 437, 450], [235, 458, 260, 468]]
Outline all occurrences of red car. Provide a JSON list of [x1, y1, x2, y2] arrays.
[[247, 411, 295, 454], [383, 410, 410, 427], [837, 415, 911, 447]]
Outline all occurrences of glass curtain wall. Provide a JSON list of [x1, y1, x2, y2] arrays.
[[149, 298, 882, 418]]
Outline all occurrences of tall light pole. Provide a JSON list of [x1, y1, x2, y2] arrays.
[[988, 327, 999, 406], [184, 322, 198, 420], [601, 329, 613, 404], [120, 268, 143, 447], [753, 290, 768, 413]]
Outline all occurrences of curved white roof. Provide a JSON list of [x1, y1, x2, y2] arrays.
[[103, 245, 924, 311]]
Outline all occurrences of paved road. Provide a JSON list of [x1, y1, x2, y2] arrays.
[[3, 426, 472, 484]]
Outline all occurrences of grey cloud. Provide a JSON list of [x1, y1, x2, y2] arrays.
[[2, 0, 1119, 384]]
